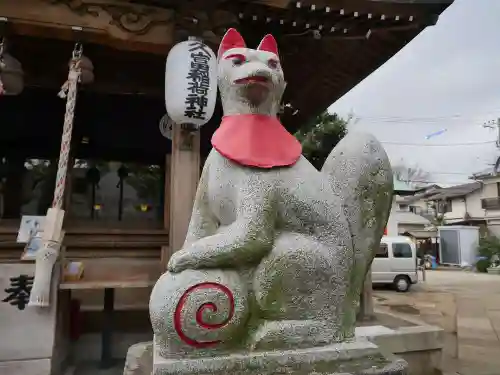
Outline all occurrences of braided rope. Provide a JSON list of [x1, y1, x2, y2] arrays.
[[52, 59, 81, 209], [0, 40, 5, 96], [28, 45, 83, 308]]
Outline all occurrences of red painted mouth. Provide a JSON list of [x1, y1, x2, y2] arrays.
[[234, 76, 270, 84]]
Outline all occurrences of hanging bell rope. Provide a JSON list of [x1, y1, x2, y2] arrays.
[[0, 37, 6, 95], [53, 43, 84, 209], [29, 41, 94, 308], [53, 43, 94, 208]]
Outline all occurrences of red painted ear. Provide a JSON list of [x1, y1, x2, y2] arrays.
[[257, 34, 278, 55], [218, 28, 246, 58]]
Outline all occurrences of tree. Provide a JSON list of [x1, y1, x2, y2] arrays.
[[125, 163, 163, 201], [294, 112, 348, 170], [431, 211, 446, 226], [392, 164, 431, 188]]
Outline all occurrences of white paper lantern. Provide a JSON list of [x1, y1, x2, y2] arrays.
[[165, 38, 217, 127], [0, 53, 24, 96], [159, 113, 173, 140]]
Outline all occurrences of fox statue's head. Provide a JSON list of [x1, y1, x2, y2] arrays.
[[217, 29, 286, 117]]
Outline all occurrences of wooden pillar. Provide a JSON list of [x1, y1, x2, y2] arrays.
[[161, 155, 171, 270], [163, 124, 200, 270], [163, 155, 171, 230], [358, 270, 375, 321]]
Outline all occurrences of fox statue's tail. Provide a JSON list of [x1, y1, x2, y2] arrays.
[[321, 132, 394, 335]]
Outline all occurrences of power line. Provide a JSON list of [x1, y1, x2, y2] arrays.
[[396, 179, 473, 185], [381, 140, 495, 147], [360, 118, 469, 125], [426, 171, 473, 175], [354, 112, 500, 122], [349, 114, 500, 127]]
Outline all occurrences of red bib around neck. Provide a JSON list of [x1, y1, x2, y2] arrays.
[[211, 114, 302, 168]]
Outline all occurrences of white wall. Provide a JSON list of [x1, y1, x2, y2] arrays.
[[409, 199, 429, 212], [439, 189, 484, 223], [482, 176, 500, 198], [443, 198, 465, 222], [478, 177, 500, 218], [465, 189, 485, 218], [386, 198, 399, 236]]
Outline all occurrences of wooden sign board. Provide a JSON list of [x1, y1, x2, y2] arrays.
[[17, 215, 45, 243]]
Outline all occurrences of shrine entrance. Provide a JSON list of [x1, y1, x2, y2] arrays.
[[0, 87, 168, 229]]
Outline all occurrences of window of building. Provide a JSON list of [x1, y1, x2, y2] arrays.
[[409, 206, 422, 214], [444, 199, 452, 213], [437, 199, 452, 213], [376, 243, 389, 258], [67, 160, 164, 228], [392, 243, 413, 258]]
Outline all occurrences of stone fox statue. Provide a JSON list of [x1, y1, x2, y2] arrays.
[[150, 29, 393, 357]]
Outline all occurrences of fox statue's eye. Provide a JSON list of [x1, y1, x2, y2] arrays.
[[268, 59, 278, 69], [224, 53, 246, 66], [233, 57, 244, 66]]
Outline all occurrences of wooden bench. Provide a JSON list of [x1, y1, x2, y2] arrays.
[[60, 268, 159, 369]]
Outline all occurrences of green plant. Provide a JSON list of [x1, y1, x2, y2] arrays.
[[476, 259, 490, 273], [477, 236, 500, 259], [294, 112, 348, 170], [476, 236, 500, 272]]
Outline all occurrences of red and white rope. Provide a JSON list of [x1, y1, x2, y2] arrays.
[[52, 57, 81, 209], [0, 39, 5, 96]]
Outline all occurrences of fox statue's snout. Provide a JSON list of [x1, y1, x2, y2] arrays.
[[217, 29, 286, 116]]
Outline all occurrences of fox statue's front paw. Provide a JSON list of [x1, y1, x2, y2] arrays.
[[167, 249, 197, 273]]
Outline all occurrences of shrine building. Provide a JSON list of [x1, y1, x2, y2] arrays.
[[0, 0, 453, 373]]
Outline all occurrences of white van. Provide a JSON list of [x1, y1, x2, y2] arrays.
[[371, 236, 418, 292]]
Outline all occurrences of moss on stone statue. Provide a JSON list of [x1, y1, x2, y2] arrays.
[[339, 164, 393, 339]]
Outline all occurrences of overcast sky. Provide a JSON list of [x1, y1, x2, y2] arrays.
[[328, 0, 500, 186]]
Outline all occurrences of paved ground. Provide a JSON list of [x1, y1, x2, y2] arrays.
[[74, 270, 500, 375], [373, 270, 500, 375]]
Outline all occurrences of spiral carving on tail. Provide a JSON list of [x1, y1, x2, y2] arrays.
[[174, 282, 235, 348]]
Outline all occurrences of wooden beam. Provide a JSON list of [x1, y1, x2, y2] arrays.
[[254, 0, 293, 8], [0, 0, 175, 55], [161, 155, 171, 270], [280, 0, 443, 18], [167, 125, 200, 270], [358, 270, 374, 321], [163, 155, 171, 234]]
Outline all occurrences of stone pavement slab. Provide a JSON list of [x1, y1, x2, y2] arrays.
[[373, 270, 500, 375]]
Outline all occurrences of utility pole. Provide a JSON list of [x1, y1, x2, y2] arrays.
[[482, 118, 500, 147], [497, 118, 500, 148], [483, 118, 500, 175]]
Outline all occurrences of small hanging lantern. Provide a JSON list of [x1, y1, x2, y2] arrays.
[[159, 113, 173, 140], [0, 37, 24, 96], [72, 54, 94, 85], [59, 44, 94, 98], [164, 37, 217, 127]]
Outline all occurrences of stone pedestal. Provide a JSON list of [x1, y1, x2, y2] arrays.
[[124, 341, 153, 375], [0, 263, 62, 375], [152, 339, 407, 375]]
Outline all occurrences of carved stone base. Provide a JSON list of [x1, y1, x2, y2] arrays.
[[152, 339, 407, 375], [124, 341, 153, 375]]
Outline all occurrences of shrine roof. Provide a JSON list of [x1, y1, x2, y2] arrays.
[[0, 0, 454, 161], [2, 1, 454, 134]]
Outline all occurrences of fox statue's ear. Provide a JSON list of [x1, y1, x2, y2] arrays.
[[218, 28, 246, 59], [257, 34, 279, 56]]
